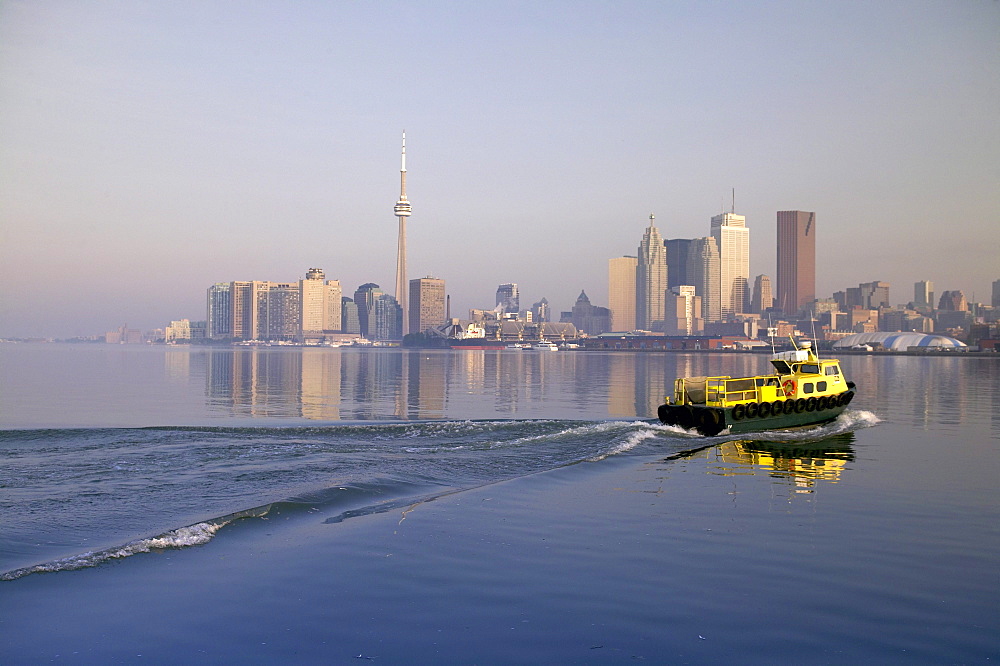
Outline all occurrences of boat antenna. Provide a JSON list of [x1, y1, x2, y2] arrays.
[[768, 312, 775, 355], [810, 310, 820, 360]]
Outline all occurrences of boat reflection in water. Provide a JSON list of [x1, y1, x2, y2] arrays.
[[708, 431, 856, 493]]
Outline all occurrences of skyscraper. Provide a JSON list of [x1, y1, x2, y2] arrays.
[[776, 210, 816, 315], [409, 276, 446, 334], [372, 293, 403, 341], [993, 279, 1000, 308], [206, 283, 231, 339], [687, 237, 721, 323], [914, 280, 934, 309], [750, 274, 774, 315], [608, 256, 638, 331], [496, 283, 519, 314], [393, 132, 412, 336], [354, 283, 383, 340], [664, 239, 692, 289], [300, 268, 342, 337], [711, 212, 750, 319], [636, 215, 667, 330]]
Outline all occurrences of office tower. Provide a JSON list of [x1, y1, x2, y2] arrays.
[[859, 281, 891, 309], [687, 237, 721, 323], [915, 280, 935, 309], [300, 269, 326, 334], [664, 239, 692, 289], [409, 276, 446, 334], [711, 211, 750, 318], [531, 298, 550, 323], [354, 283, 383, 339], [776, 211, 816, 315], [570, 290, 612, 335], [608, 256, 637, 331], [938, 290, 968, 312], [636, 215, 667, 330], [341, 298, 361, 334], [206, 283, 231, 339], [229, 281, 255, 341], [750, 274, 774, 315], [256, 281, 300, 341], [372, 294, 403, 341], [664, 286, 703, 336], [496, 283, 519, 314], [993, 279, 1000, 308], [300, 268, 342, 336], [393, 132, 412, 335]]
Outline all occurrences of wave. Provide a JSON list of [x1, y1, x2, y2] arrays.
[[0, 413, 879, 581], [0, 506, 271, 581]]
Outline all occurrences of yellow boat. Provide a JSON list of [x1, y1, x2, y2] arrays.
[[657, 340, 856, 436]]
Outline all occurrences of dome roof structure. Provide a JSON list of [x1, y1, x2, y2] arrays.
[[832, 332, 966, 351]]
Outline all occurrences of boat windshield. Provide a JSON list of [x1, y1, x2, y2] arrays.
[[771, 360, 792, 374]]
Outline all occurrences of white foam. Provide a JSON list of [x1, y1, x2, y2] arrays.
[[1, 519, 238, 581]]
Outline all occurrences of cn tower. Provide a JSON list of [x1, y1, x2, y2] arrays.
[[393, 131, 412, 335]]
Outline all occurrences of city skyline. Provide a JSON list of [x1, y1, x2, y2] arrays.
[[1, 2, 998, 338]]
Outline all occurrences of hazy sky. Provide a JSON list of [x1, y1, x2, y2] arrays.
[[2, 1, 998, 338]]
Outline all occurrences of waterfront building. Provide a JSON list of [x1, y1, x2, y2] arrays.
[[608, 256, 637, 331], [229, 281, 255, 341], [664, 239, 692, 289], [354, 283, 383, 340], [256, 282, 300, 341], [687, 237, 721, 323], [496, 283, 519, 314], [392, 132, 412, 336], [372, 293, 403, 342], [409, 277, 446, 334], [531, 298, 551, 323], [165, 319, 204, 342], [206, 283, 231, 339], [569, 290, 612, 336], [664, 286, 703, 336], [775, 211, 816, 315], [711, 211, 750, 318], [914, 280, 935, 309], [636, 215, 667, 330], [750, 274, 774, 315], [341, 298, 360, 335], [300, 268, 342, 339]]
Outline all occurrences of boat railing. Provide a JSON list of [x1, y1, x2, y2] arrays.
[[677, 375, 783, 406]]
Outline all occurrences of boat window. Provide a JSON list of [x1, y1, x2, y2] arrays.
[[801, 364, 820, 374], [825, 365, 840, 376], [803, 382, 814, 394], [818, 381, 828, 391], [771, 360, 791, 374]]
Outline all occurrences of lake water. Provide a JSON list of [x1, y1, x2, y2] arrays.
[[1, 343, 998, 663]]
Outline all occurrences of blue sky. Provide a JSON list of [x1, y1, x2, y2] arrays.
[[2, 1, 998, 338]]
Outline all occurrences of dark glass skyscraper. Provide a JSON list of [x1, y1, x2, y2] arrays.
[[776, 211, 816, 315]]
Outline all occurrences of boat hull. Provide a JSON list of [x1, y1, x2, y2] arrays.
[[657, 391, 856, 436]]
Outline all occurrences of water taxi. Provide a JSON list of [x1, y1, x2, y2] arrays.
[[657, 341, 856, 436]]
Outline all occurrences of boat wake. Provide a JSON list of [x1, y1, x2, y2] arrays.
[[0, 419, 661, 581], [0, 412, 879, 581]]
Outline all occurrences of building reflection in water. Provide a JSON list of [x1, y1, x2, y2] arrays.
[[201, 348, 999, 430], [706, 432, 856, 494]]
